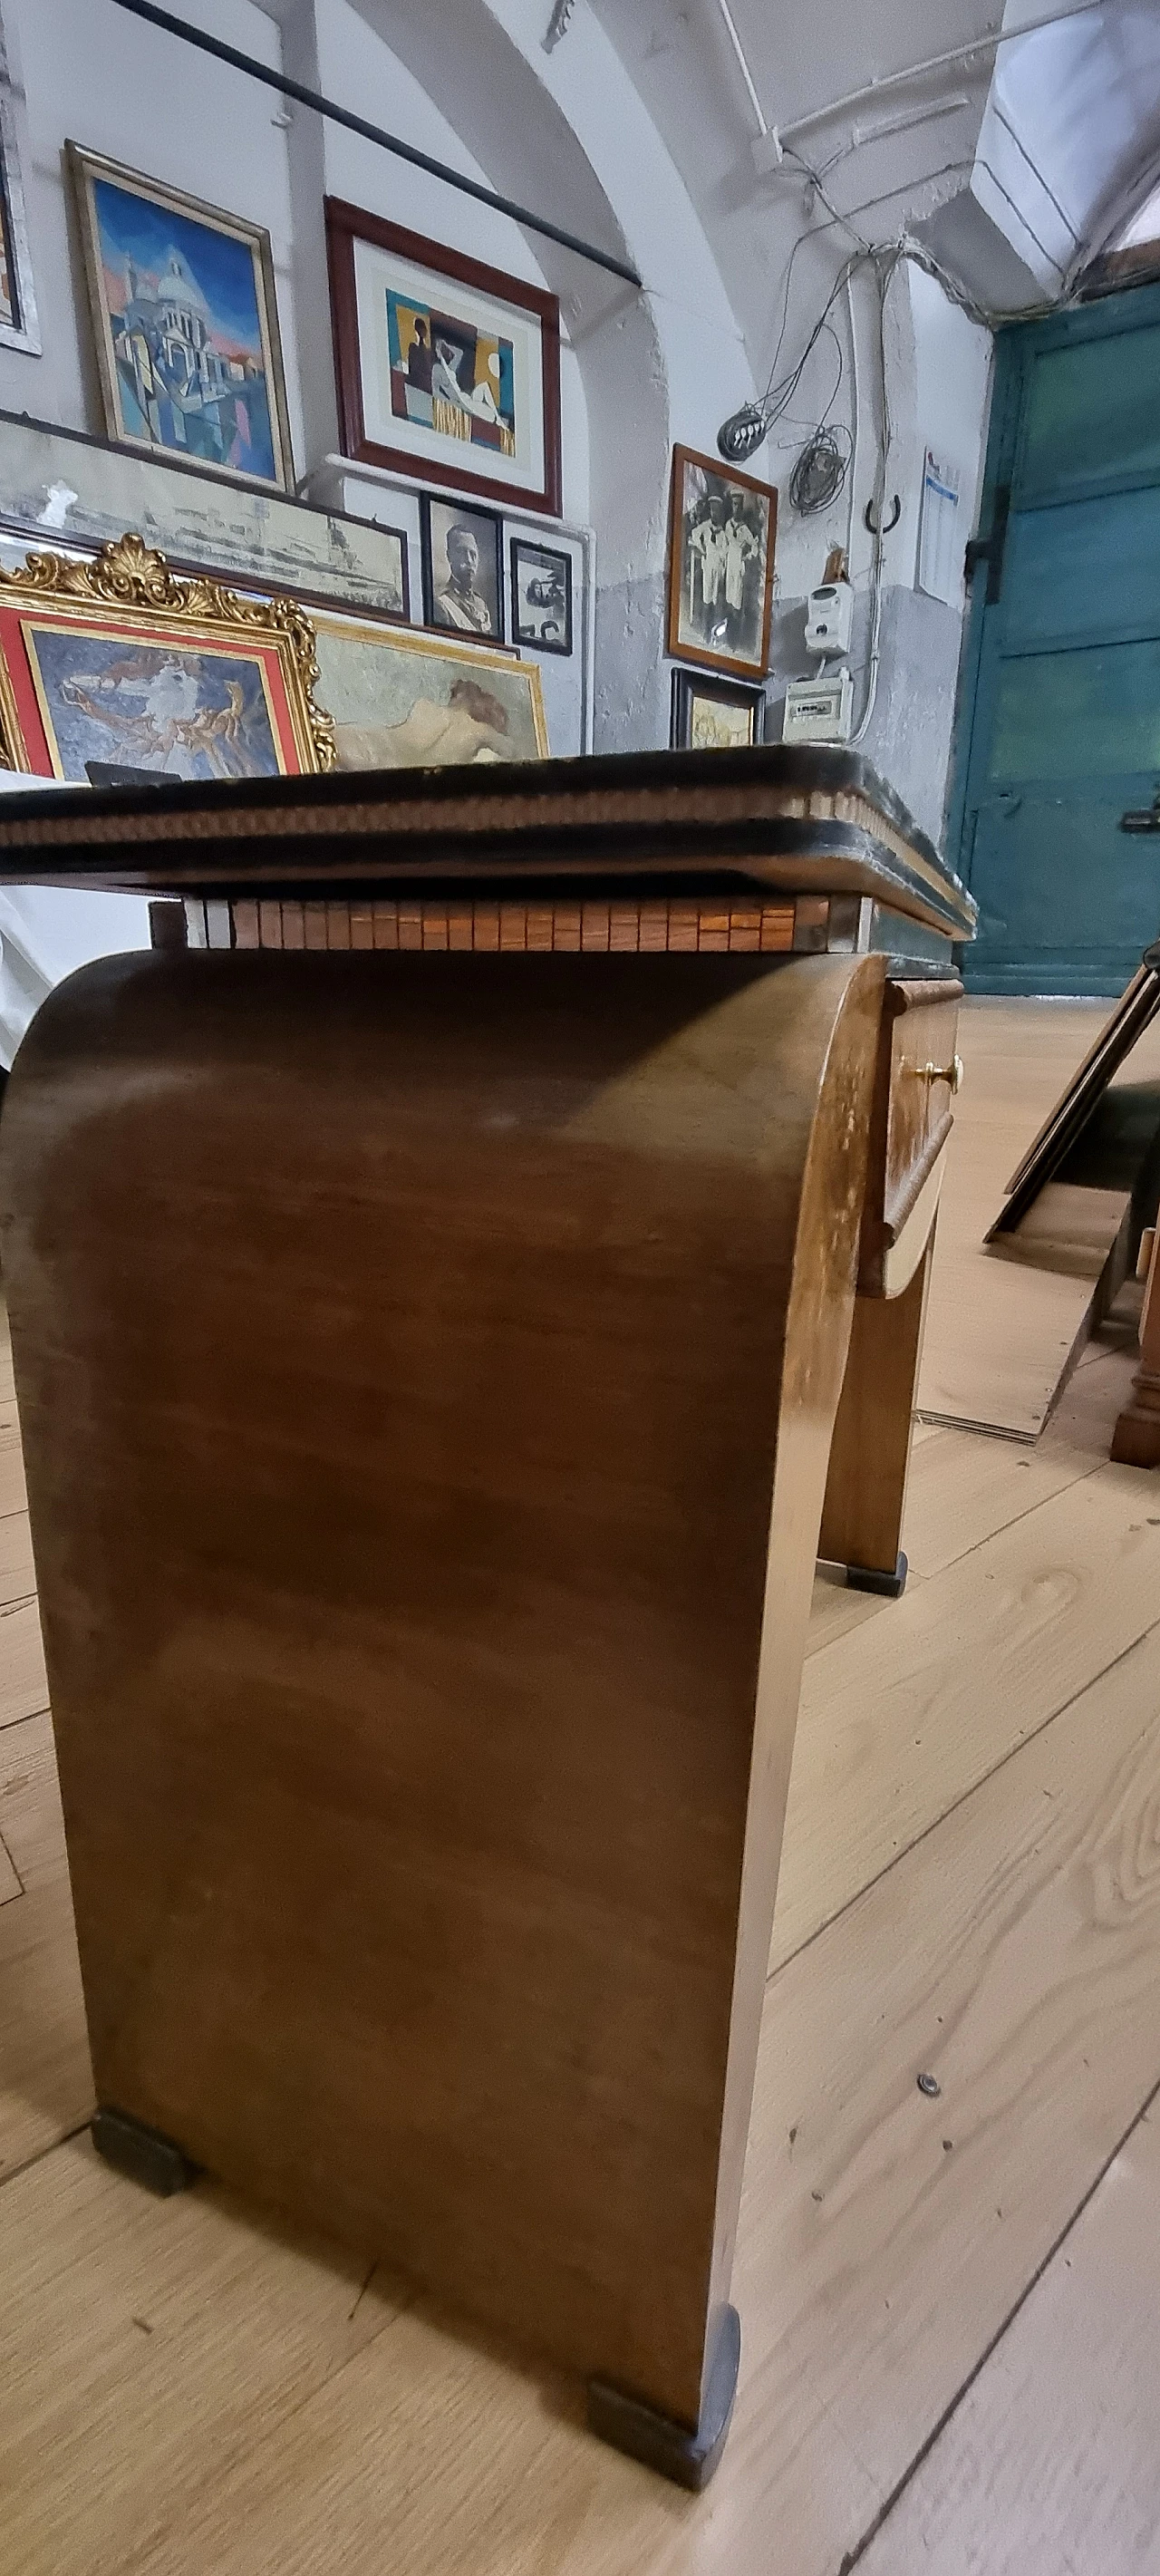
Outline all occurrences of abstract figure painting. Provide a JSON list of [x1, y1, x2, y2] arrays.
[[66, 145, 295, 490], [387, 293, 516, 460], [0, 535, 334, 780], [326, 201, 562, 516], [667, 445, 777, 681]]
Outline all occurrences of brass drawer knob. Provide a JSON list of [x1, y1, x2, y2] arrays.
[[915, 1053, 963, 1094]]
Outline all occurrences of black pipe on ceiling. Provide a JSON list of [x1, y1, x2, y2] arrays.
[[107, 0, 643, 291]]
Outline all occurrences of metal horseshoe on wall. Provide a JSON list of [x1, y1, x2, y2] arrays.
[[864, 493, 901, 536]]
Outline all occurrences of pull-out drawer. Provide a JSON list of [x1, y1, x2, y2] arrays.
[[859, 977, 962, 1296]]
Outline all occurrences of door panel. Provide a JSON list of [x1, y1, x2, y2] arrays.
[[969, 793, 1160, 994], [1002, 486, 1160, 649], [990, 640, 1160, 782], [1019, 322, 1160, 498], [954, 282, 1160, 993]]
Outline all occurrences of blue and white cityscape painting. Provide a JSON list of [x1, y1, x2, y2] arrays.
[[28, 629, 283, 780], [92, 176, 279, 483]]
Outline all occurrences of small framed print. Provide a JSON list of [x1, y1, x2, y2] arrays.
[[0, 8, 39, 354], [362, 523, 410, 624], [670, 667, 766, 751], [420, 494, 504, 644], [510, 538, 572, 655], [65, 142, 294, 490], [667, 444, 777, 681], [325, 199, 562, 517]]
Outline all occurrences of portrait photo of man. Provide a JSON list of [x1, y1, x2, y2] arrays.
[[422, 498, 504, 641]]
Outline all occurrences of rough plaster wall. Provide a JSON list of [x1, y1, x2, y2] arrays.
[[0, 0, 304, 450], [337, 0, 753, 748]]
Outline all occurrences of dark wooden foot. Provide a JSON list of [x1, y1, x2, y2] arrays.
[[92, 2106, 198, 2197], [846, 1549, 908, 1598], [586, 2303, 740, 2490]]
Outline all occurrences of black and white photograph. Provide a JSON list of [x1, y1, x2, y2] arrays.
[[510, 538, 573, 654], [667, 443, 777, 680], [420, 494, 504, 641]]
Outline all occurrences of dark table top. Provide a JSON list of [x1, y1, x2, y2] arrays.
[[0, 742, 977, 940]]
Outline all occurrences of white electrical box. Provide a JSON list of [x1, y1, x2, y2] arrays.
[[782, 669, 854, 744], [804, 581, 854, 656]]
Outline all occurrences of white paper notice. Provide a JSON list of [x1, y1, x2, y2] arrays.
[[917, 448, 962, 606]]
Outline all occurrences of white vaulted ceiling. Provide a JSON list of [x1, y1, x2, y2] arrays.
[[588, 0, 1160, 364]]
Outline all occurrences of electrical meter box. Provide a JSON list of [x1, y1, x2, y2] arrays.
[[782, 668, 855, 744], [804, 581, 854, 656]]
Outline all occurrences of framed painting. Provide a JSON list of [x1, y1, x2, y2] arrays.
[[0, 7, 39, 353], [420, 494, 504, 643], [510, 537, 572, 654], [0, 534, 335, 780], [325, 199, 562, 516], [670, 667, 766, 750], [667, 444, 777, 680], [65, 143, 294, 491], [312, 613, 547, 772]]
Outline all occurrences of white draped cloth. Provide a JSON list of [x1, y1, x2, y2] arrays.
[[0, 778, 151, 1071]]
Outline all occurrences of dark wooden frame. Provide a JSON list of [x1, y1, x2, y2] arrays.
[[666, 443, 778, 682], [325, 198, 562, 518], [986, 939, 1160, 1241], [509, 537, 573, 655], [420, 493, 505, 644], [670, 665, 765, 749]]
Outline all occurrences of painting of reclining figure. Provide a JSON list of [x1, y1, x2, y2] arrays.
[[313, 614, 547, 770]]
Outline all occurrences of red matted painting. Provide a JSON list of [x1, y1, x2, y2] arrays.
[[0, 535, 335, 781], [325, 199, 562, 518]]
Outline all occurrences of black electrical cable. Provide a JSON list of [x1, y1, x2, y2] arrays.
[[788, 422, 852, 514], [107, 0, 643, 290]]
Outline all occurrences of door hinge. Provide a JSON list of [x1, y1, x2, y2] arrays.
[[964, 483, 1010, 605]]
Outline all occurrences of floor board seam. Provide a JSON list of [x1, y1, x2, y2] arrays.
[[835, 2067, 1160, 2576], [0, 1698, 51, 1734], [769, 1608, 1160, 1986], [0, 2116, 93, 2192], [903, 1452, 1102, 1587]]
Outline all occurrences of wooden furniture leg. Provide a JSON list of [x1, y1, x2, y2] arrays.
[[0, 944, 885, 2488], [817, 1226, 936, 1595], [1111, 1222, 1160, 1467]]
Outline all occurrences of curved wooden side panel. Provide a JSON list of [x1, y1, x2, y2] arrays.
[[0, 945, 883, 2449]]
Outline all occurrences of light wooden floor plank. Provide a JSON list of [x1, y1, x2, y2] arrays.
[[0, 1708, 92, 2178], [0, 1596, 50, 1733], [860, 2102, 1160, 2575], [771, 1459, 1160, 1970], [0, 2137, 410, 2576], [0, 1506, 35, 1609], [0, 1399, 27, 1519], [919, 998, 1160, 1438]]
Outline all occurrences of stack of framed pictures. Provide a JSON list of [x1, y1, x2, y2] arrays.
[[57, 152, 579, 683]]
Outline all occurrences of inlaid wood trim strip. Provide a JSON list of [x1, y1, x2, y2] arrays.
[[224, 894, 823, 955]]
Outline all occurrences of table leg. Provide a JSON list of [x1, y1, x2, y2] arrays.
[[818, 1226, 936, 1595], [1111, 1223, 1160, 1467]]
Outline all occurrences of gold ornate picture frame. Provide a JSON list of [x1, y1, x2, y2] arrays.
[[0, 534, 335, 780]]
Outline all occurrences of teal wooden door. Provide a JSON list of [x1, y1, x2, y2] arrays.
[[951, 283, 1160, 993]]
